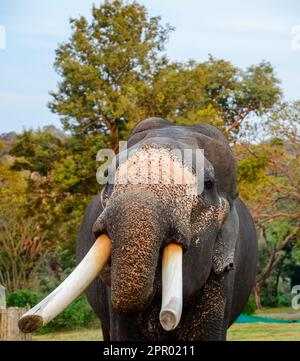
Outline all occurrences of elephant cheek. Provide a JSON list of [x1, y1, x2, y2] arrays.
[[110, 241, 160, 315], [217, 198, 230, 224]]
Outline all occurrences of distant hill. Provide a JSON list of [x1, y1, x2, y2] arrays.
[[0, 132, 18, 159], [42, 125, 66, 141], [0, 131, 18, 146], [0, 125, 66, 161]]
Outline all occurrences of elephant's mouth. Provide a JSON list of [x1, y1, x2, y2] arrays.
[[18, 234, 183, 334], [98, 235, 186, 287]]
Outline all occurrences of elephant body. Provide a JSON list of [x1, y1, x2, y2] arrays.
[[77, 119, 257, 341]]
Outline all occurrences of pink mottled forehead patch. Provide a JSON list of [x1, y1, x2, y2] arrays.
[[115, 146, 197, 190]]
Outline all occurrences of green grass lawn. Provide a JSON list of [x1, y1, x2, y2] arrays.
[[255, 307, 300, 315], [33, 308, 300, 341], [34, 328, 102, 341], [228, 323, 300, 341]]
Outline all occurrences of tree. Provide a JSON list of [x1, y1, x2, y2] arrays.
[[9, 129, 107, 259], [49, 0, 173, 150], [235, 101, 300, 308], [49, 0, 281, 150], [1, 129, 104, 291], [0, 141, 41, 291], [0, 215, 41, 292], [146, 57, 281, 139]]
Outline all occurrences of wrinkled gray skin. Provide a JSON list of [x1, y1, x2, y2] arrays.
[[77, 118, 257, 341]]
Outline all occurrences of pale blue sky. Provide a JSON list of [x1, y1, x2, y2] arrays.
[[0, 0, 299, 133]]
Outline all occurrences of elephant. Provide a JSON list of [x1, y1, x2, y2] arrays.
[[18, 117, 257, 340], [75, 118, 258, 341]]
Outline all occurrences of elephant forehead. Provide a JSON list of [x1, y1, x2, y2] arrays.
[[114, 145, 197, 189]]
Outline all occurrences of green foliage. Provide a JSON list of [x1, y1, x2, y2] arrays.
[[237, 153, 268, 183], [267, 219, 292, 246], [49, 0, 172, 143], [49, 0, 281, 147], [240, 61, 282, 112], [277, 293, 291, 307], [8, 290, 96, 333], [270, 137, 284, 146], [10, 130, 63, 176], [39, 295, 96, 333], [242, 295, 256, 315], [9, 130, 105, 253], [260, 275, 291, 308], [7, 290, 40, 308]]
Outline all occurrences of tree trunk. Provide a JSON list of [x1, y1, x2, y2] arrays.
[[253, 285, 262, 309], [111, 124, 120, 153], [102, 116, 120, 153]]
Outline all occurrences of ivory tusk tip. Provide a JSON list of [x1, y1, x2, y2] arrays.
[[159, 309, 178, 331], [18, 314, 44, 333]]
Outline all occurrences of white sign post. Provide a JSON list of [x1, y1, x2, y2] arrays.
[[0, 284, 6, 308]]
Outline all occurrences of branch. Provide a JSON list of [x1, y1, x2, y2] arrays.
[[269, 159, 300, 194], [275, 227, 300, 252], [225, 104, 258, 137], [252, 189, 273, 219], [257, 212, 300, 223], [259, 225, 273, 255], [265, 178, 300, 202], [255, 228, 299, 287]]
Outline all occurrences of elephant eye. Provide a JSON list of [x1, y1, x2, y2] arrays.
[[204, 180, 214, 190]]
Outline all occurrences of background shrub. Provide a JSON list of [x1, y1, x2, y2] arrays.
[[39, 295, 97, 334], [242, 295, 256, 315], [7, 289, 40, 308], [7, 290, 97, 334]]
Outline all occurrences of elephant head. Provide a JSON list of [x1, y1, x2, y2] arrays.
[[92, 118, 238, 317], [19, 118, 239, 333]]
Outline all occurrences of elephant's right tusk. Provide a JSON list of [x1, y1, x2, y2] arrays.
[[159, 243, 183, 331], [18, 234, 111, 333]]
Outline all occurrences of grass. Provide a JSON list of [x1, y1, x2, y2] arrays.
[[34, 328, 102, 341], [255, 307, 300, 315], [228, 323, 300, 341], [32, 308, 300, 341]]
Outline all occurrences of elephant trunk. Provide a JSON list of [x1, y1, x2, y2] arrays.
[[107, 190, 167, 315]]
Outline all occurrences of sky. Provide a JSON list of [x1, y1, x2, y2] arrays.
[[0, 0, 299, 133]]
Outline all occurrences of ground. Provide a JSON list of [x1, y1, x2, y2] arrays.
[[33, 308, 300, 341]]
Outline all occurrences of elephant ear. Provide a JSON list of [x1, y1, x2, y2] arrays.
[[212, 201, 239, 274]]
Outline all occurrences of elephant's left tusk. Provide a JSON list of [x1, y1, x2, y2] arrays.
[[18, 234, 111, 333], [159, 243, 183, 331]]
